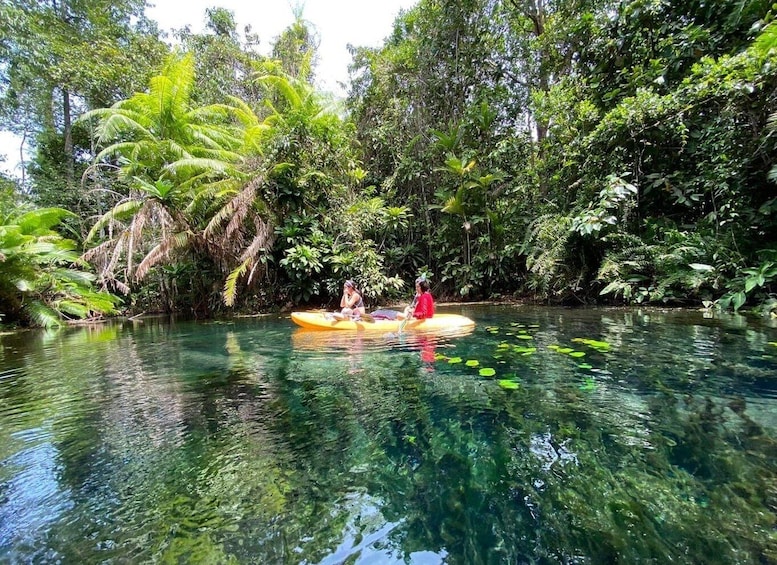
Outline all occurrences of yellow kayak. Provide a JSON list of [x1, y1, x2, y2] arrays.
[[290, 311, 475, 332]]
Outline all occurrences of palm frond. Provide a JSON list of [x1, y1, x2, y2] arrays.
[[165, 157, 238, 178], [16, 208, 74, 234], [80, 238, 118, 264], [223, 257, 252, 307], [258, 74, 302, 109], [185, 178, 240, 216], [105, 232, 129, 286], [241, 216, 274, 260], [85, 200, 143, 243], [224, 184, 257, 242], [26, 243, 80, 264], [56, 300, 91, 319], [135, 231, 191, 281], [51, 268, 96, 286], [25, 300, 62, 329]]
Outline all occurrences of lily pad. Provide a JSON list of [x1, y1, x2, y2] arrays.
[[479, 367, 496, 377], [498, 379, 519, 389], [447, 356, 463, 364], [569, 351, 586, 358], [572, 337, 611, 351], [578, 363, 593, 370], [579, 377, 596, 391], [465, 359, 480, 367]]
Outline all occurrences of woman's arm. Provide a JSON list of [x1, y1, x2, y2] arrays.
[[345, 291, 360, 308]]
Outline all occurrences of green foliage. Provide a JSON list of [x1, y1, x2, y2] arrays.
[[0, 192, 120, 327], [0, 0, 167, 200], [524, 213, 577, 298], [597, 229, 700, 304], [4, 0, 777, 314], [571, 174, 638, 236]]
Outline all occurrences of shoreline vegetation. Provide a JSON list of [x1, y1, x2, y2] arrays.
[[1, 2, 776, 329]]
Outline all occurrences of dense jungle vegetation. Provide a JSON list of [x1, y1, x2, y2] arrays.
[[1, 0, 776, 327]]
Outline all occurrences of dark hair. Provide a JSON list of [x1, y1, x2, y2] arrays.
[[416, 278, 430, 293], [344, 280, 355, 289]]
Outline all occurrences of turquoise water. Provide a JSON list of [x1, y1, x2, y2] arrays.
[[1, 305, 776, 563]]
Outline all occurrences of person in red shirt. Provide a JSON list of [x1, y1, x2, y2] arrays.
[[398, 277, 434, 320]]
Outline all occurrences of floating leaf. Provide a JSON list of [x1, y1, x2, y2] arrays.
[[465, 359, 480, 367], [517, 335, 533, 340], [769, 342, 777, 347], [498, 379, 519, 389], [558, 347, 574, 354], [447, 356, 463, 364], [579, 377, 596, 391], [572, 337, 611, 351], [578, 363, 593, 369], [569, 351, 586, 358], [479, 367, 496, 377]]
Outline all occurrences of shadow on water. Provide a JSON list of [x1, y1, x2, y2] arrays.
[[1, 306, 777, 563]]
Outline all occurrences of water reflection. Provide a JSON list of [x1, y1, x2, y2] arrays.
[[291, 325, 474, 373], [0, 307, 776, 563]]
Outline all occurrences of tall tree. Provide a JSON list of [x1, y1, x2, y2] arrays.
[[0, 0, 166, 192], [175, 7, 267, 107], [271, 8, 319, 83]]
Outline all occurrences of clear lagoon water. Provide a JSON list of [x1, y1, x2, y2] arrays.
[[1, 304, 776, 564]]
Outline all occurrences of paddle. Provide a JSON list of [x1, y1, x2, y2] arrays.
[[398, 294, 418, 335]]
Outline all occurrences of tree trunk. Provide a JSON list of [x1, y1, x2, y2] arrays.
[[63, 88, 74, 183]]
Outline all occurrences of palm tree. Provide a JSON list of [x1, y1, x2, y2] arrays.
[[79, 52, 245, 296]]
